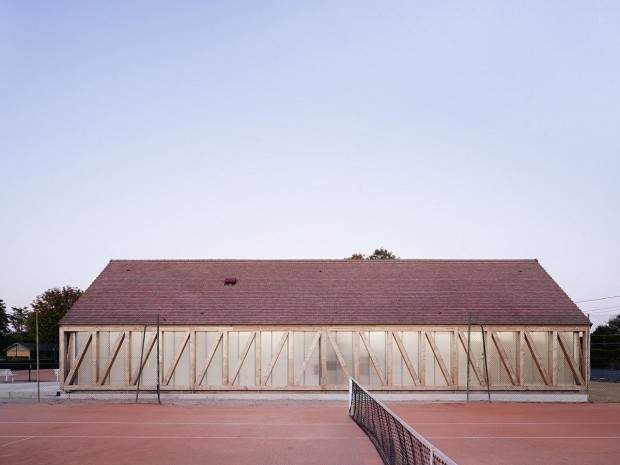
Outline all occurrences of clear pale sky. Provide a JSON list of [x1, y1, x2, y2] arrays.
[[1, 1, 618, 328]]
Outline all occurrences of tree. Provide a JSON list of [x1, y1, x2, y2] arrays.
[[347, 247, 398, 260], [591, 314, 620, 370], [594, 315, 620, 335], [8, 306, 30, 340], [26, 286, 83, 344], [0, 299, 9, 337]]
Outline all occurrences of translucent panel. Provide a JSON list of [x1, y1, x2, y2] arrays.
[[457, 330, 486, 387], [326, 332, 353, 386], [228, 332, 256, 386], [558, 332, 577, 386], [98, 332, 111, 384], [524, 332, 549, 385], [457, 342, 468, 387], [293, 332, 320, 386], [359, 332, 386, 386], [130, 330, 158, 387], [75, 332, 92, 385], [391, 332, 420, 386], [165, 331, 190, 386], [97, 331, 125, 386], [261, 331, 288, 386], [195, 331, 223, 386], [425, 332, 451, 386], [488, 332, 517, 386]]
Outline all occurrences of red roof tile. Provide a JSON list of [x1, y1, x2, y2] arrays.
[[60, 259, 589, 326]]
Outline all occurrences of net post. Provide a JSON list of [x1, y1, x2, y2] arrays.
[[348, 377, 353, 412]]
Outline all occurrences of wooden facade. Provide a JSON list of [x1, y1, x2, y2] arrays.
[[59, 325, 589, 392]]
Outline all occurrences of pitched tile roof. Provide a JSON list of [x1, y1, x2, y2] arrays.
[[60, 259, 589, 326]]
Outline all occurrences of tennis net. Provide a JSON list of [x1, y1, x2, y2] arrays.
[[349, 378, 457, 465]]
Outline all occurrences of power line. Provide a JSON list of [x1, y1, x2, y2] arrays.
[[581, 304, 620, 312], [575, 295, 620, 303]]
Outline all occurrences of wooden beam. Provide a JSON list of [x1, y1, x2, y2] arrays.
[[65, 333, 93, 386], [580, 330, 588, 384], [229, 332, 256, 386], [294, 332, 320, 386], [320, 332, 327, 388], [288, 331, 295, 386], [327, 332, 351, 379], [189, 330, 196, 390], [92, 331, 98, 385], [261, 332, 288, 385], [557, 332, 585, 386], [130, 333, 158, 385], [392, 331, 420, 385], [490, 331, 518, 386], [419, 331, 426, 385], [255, 330, 261, 386], [458, 331, 486, 385], [125, 331, 131, 386], [97, 332, 125, 386], [524, 332, 551, 386], [222, 331, 228, 386], [425, 332, 453, 386], [517, 330, 524, 386], [387, 331, 393, 386], [163, 332, 191, 386], [451, 329, 458, 386], [551, 331, 558, 386], [353, 331, 360, 379], [196, 332, 223, 385], [358, 331, 386, 385]]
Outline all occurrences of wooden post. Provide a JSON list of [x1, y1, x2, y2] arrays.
[[353, 331, 360, 380], [386, 331, 393, 386], [551, 331, 558, 386], [420, 331, 426, 386], [92, 331, 99, 386], [517, 330, 524, 386], [255, 330, 262, 387], [451, 329, 458, 386], [288, 331, 295, 386], [189, 329, 196, 390], [222, 331, 229, 386], [321, 331, 327, 388]]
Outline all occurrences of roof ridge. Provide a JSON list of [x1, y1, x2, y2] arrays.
[[108, 258, 539, 263]]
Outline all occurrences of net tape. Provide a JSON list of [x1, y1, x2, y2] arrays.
[[349, 378, 457, 465]]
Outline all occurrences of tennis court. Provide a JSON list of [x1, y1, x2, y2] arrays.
[[388, 402, 620, 465], [0, 402, 381, 465], [1, 398, 619, 465]]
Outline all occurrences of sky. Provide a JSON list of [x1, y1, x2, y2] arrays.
[[1, 1, 619, 329]]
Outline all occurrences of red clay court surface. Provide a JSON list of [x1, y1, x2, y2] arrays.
[[0, 401, 619, 465], [388, 402, 620, 465]]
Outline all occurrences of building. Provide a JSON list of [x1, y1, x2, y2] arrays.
[[3, 342, 59, 360], [58, 259, 590, 398]]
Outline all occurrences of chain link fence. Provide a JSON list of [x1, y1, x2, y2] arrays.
[[589, 333, 620, 403]]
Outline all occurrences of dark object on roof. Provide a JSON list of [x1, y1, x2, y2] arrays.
[[60, 259, 589, 326]]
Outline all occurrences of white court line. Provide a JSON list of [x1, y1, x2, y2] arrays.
[[428, 436, 620, 440], [0, 421, 352, 426], [0, 437, 32, 448], [409, 422, 620, 425], [0, 435, 367, 440]]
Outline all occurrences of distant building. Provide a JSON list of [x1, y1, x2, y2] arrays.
[[4, 342, 59, 360], [59, 259, 590, 399]]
